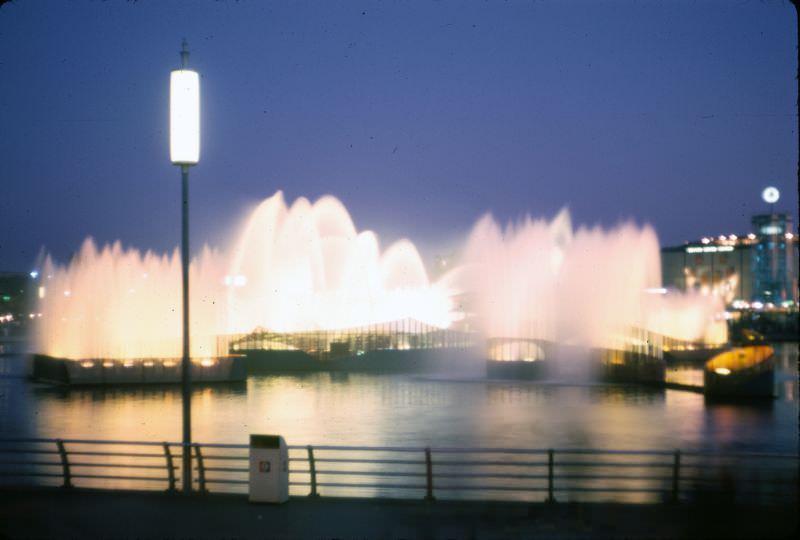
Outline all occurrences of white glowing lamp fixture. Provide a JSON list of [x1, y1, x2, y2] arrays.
[[170, 70, 200, 165], [761, 186, 779, 204]]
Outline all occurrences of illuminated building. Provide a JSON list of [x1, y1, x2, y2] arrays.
[[661, 213, 797, 306]]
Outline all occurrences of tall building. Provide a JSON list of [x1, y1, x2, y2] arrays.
[[661, 213, 797, 306]]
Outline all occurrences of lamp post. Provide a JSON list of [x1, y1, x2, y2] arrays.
[[170, 39, 200, 493]]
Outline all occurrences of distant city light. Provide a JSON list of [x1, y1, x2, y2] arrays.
[[786, 232, 794, 240], [761, 186, 780, 204], [29, 270, 38, 279], [728, 234, 737, 240], [714, 367, 731, 376], [701, 237, 710, 244], [747, 233, 756, 240], [686, 246, 733, 253], [38, 287, 45, 299]]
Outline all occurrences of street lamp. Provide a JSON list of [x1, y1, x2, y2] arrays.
[[170, 39, 200, 493]]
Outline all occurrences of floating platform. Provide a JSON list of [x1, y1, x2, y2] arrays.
[[31, 354, 247, 386], [244, 348, 480, 375]]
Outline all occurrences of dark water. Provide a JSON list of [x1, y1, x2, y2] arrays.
[[0, 344, 797, 454]]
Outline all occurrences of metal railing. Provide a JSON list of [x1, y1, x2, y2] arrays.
[[0, 438, 796, 504]]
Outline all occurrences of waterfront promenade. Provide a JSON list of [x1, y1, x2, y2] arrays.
[[1, 486, 796, 539]]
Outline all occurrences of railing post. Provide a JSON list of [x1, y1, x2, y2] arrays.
[[193, 444, 207, 493], [424, 447, 435, 501], [163, 442, 176, 492], [307, 445, 319, 498], [546, 449, 555, 503], [56, 439, 72, 489], [671, 450, 681, 503]]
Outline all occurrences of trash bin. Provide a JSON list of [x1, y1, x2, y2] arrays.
[[249, 434, 289, 503]]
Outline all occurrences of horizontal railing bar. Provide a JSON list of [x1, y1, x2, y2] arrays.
[[434, 460, 548, 467], [70, 474, 166, 481], [69, 462, 172, 470], [2, 440, 797, 461], [434, 472, 549, 480], [0, 472, 65, 478], [549, 449, 674, 456], [314, 458, 424, 465], [316, 481, 427, 489], [316, 470, 425, 478], [203, 467, 248, 473], [681, 451, 798, 459], [299, 446, 426, 452], [0, 438, 177, 447], [65, 451, 170, 458], [556, 474, 670, 481], [203, 478, 248, 485], [196, 455, 246, 461], [0, 449, 59, 455], [0, 460, 61, 467], [555, 461, 673, 468], [431, 485, 549, 492], [555, 487, 668, 493], [431, 448, 549, 455]]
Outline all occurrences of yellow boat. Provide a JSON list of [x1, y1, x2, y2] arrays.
[[704, 345, 775, 399]]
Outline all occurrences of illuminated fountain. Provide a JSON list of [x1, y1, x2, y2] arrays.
[[31, 191, 726, 384], [458, 209, 727, 380], [32, 192, 456, 382], [224, 191, 454, 333]]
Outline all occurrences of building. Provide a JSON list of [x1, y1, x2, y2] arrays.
[[661, 213, 797, 306]]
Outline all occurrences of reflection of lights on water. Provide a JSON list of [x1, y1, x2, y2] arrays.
[[80, 361, 94, 368], [714, 367, 731, 376], [103, 362, 114, 368], [163, 360, 177, 367], [143, 361, 154, 367], [123, 361, 135, 368]]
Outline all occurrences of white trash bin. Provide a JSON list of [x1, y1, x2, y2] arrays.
[[249, 434, 289, 503]]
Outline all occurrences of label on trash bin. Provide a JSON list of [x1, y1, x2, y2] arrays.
[[259, 460, 270, 473]]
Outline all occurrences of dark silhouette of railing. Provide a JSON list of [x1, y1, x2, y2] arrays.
[[0, 438, 795, 504]]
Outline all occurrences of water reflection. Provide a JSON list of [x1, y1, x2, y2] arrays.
[[0, 345, 795, 456]]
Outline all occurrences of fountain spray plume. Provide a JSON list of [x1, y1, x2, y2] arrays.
[[33, 192, 456, 361], [460, 208, 727, 363], [34, 238, 226, 360]]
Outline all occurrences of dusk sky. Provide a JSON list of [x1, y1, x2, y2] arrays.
[[0, 0, 796, 272]]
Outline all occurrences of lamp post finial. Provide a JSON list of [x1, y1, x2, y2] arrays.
[[180, 39, 189, 68]]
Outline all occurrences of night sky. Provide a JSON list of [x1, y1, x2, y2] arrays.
[[1, 1, 796, 272]]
